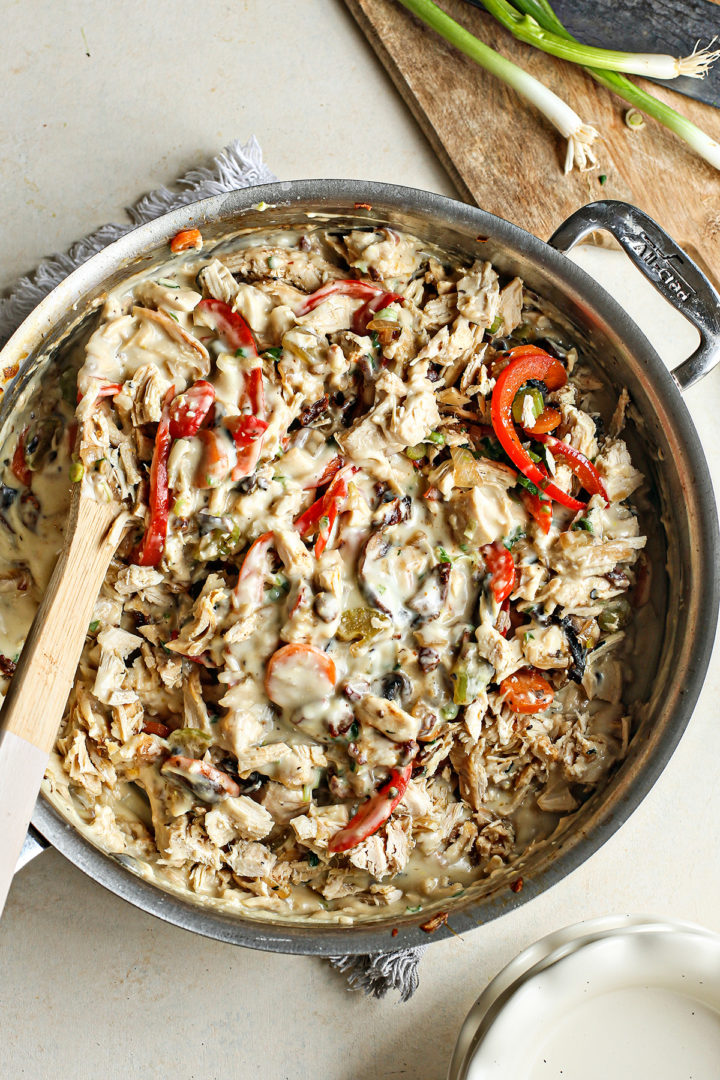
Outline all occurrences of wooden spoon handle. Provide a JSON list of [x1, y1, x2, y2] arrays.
[[1, 493, 120, 751], [0, 489, 121, 913]]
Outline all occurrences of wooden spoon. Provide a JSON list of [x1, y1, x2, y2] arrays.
[[0, 482, 124, 914]]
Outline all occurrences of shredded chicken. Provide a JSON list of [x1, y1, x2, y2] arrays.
[[0, 224, 650, 924]]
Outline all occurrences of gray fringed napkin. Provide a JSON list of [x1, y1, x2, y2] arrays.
[[0, 137, 426, 1000]]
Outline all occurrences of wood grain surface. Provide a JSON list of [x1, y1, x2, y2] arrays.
[[344, 0, 720, 273]]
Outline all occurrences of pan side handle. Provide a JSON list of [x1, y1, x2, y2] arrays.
[[549, 200, 720, 393]]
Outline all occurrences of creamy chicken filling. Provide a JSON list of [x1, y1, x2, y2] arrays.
[[0, 226, 650, 922]]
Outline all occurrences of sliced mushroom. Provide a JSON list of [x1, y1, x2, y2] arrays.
[[372, 495, 412, 528], [160, 755, 240, 803], [357, 531, 394, 615], [553, 615, 587, 683], [375, 671, 413, 703], [409, 563, 451, 621]]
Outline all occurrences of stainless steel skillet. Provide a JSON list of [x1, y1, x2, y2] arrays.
[[4, 180, 719, 955]]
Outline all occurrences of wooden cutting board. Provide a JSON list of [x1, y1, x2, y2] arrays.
[[344, 0, 720, 274]]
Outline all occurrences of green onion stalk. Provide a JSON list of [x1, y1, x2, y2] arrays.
[[397, 0, 599, 172], [511, 0, 720, 171], [481, 0, 720, 79]]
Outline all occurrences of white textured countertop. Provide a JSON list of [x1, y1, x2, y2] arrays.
[[2, 4, 719, 1079]]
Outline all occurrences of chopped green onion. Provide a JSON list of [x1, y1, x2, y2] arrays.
[[480, 0, 720, 79], [573, 516, 594, 533], [453, 670, 469, 705], [266, 586, 285, 602], [273, 475, 288, 487], [156, 277, 180, 289], [302, 784, 313, 802], [405, 445, 427, 461], [489, 314, 504, 334], [598, 598, 632, 633], [267, 255, 279, 269], [235, 346, 253, 358], [441, 702, 460, 720], [516, 475, 541, 497], [625, 108, 645, 130], [306, 851, 320, 867], [263, 347, 283, 361], [436, 546, 452, 563], [165, 310, 180, 322], [88, 620, 100, 632], [69, 462, 84, 482], [512, 384, 544, 425], [398, 0, 599, 173], [598, 174, 608, 186], [513, 0, 720, 172], [504, 526, 526, 550], [427, 430, 446, 446], [373, 303, 401, 320], [406, 904, 423, 914], [348, 720, 360, 741]]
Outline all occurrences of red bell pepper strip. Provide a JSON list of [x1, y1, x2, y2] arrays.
[[132, 385, 175, 567], [519, 488, 553, 535], [195, 429, 232, 489], [351, 290, 405, 335], [480, 542, 516, 604], [293, 280, 404, 333], [294, 279, 384, 317], [231, 367, 267, 481], [533, 433, 609, 504], [295, 464, 357, 557], [11, 430, 32, 488], [196, 300, 268, 481], [234, 531, 274, 608], [196, 298, 259, 358], [328, 764, 413, 853], [168, 380, 216, 438], [77, 382, 123, 404], [67, 421, 78, 457], [305, 455, 343, 490], [491, 347, 585, 512], [96, 382, 123, 399], [523, 406, 562, 436], [225, 414, 268, 450]]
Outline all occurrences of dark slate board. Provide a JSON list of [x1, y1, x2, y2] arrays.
[[554, 0, 720, 106]]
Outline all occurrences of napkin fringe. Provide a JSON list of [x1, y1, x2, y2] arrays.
[[329, 946, 427, 1002]]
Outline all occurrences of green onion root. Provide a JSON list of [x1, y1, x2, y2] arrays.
[[513, 0, 720, 171]]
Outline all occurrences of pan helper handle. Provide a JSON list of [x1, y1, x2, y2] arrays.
[[549, 200, 720, 392]]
